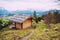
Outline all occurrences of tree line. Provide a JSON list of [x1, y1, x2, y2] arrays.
[[42, 10, 60, 24], [33, 10, 60, 28]]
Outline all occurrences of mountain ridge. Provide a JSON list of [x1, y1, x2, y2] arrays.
[[0, 7, 60, 16]]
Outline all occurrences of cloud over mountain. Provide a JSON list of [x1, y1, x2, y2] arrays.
[[0, 0, 60, 11]]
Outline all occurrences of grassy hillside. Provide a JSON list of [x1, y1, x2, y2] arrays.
[[0, 24, 31, 40], [0, 19, 60, 40], [28, 20, 60, 40], [0, 27, 31, 40]]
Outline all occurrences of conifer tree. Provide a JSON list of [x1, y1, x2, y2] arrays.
[[33, 11, 38, 23]]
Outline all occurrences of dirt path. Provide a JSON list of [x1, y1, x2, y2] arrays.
[[21, 30, 34, 40]]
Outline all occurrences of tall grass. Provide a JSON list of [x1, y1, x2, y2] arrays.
[[29, 21, 60, 40]]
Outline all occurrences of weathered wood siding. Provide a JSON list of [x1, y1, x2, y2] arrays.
[[10, 18, 32, 29], [16, 23, 21, 29], [23, 19, 32, 29]]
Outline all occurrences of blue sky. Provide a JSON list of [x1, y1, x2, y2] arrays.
[[0, 0, 60, 11]]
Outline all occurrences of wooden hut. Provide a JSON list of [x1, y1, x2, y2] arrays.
[[8, 14, 32, 29]]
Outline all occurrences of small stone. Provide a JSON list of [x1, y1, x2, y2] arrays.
[[45, 29, 49, 32], [54, 27, 59, 31]]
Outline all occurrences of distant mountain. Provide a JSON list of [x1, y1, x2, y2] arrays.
[[36, 11, 48, 16], [11, 10, 34, 15], [0, 7, 14, 16], [11, 10, 49, 16], [0, 7, 60, 17], [49, 10, 60, 13]]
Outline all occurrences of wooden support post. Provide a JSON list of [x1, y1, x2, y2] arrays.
[[15, 22, 16, 27], [21, 23, 23, 29], [31, 18, 32, 27]]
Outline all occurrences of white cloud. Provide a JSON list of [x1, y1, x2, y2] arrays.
[[0, 0, 60, 11]]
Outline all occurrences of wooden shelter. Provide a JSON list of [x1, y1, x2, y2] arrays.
[[8, 14, 32, 29]]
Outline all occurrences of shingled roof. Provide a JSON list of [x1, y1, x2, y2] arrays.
[[8, 14, 32, 23]]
